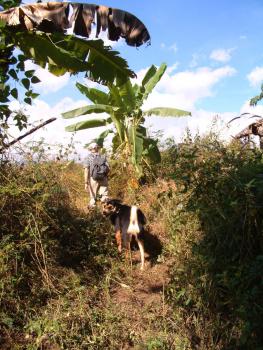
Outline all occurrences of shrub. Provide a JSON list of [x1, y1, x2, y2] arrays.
[[166, 134, 263, 349]]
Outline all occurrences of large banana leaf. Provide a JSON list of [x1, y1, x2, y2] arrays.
[[128, 124, 161, 168], [62, 104, 116, 119], [0, 2, 150, 47], [65, 117, 112, 131], [144, 107, 191, 117], [137, 63, 167, 108], [128, 125, 146, 175], [76, 83, 109, 105], [109, 84, 126, 110], [118, 80, 137, 111], [141, 65, 157, 87], [11, 31, 134, 84], [110, 112, 125, 142]]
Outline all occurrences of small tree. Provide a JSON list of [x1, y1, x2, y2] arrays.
[[63, 63, 191, 175]]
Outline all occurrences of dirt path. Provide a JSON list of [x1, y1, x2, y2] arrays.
[[109, 249, 172, 349]]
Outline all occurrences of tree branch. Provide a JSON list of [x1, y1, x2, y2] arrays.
[[2, 117, 57, 150]]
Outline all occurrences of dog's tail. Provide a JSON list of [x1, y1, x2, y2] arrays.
[[127, 206, 140, 235]]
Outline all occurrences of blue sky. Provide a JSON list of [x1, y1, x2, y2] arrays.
[[9, 0, 263, 156]]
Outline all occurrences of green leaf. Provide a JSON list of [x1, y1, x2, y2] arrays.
[[11, 31, 134, 84], [76, 83, 109, 104], [9, 68, 18, 80], [143, 137, 161, 163], [21, 78, 30, 90], [141, 65, 157, 86], [142, 63, 167, 102], [31, 93, 40, 99], [86, 129, 113, 148], [24, 97, 32, 105], [10, 88, 18, 99], [18, 54, 26, 61], [144, 107, 191, 117], [85, 39, 135, 85], [109, 84, 125, 109], [25, 70, 35, 78], [16, 61, 25, 71], [65, 117, 112, 132], [128, 125, 144, 167], [31, 76, 41, 84], [62, 104, 115, 119], [118, 80, 136, 111]]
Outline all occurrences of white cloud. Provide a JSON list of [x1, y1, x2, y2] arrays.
[[247, 67, 263, 87], [132, 63, 238, 143], [8, 97, 109, 159], [144, 103, 263, 146], [210, 48, 235, 63], [240, 100, 263, 116], [25, 61, 70, 94], [189, 53, 200, 68], [159, 42, 177, 53], [137, 65, 236, 111], [166, 62, 179, 74]]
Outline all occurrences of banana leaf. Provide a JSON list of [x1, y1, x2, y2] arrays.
[[65, 117, 111, 131], [144, 107, 191, 117], [62, 104, 115, 119], [76, 83, 109, 104]]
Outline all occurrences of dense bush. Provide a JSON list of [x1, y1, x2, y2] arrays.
[[166, 134, 263, 349], [0, 156, 170, 349], [0, 160, 119, 349]]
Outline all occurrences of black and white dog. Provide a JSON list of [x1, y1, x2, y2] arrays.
[[102, 199, 146, 270]]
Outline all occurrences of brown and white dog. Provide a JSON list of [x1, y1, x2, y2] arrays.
[[102, 199, 146, 270]]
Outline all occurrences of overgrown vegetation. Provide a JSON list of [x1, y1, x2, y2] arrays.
[[164, 133, 263, 349], [1, 132, 263, 349]]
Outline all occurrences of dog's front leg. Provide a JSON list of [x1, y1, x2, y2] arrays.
[[115, 230, 122, 253], [114, 217, 122, 253]]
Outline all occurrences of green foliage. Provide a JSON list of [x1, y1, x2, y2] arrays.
[[11, 31, 134, 85], [1, 0, 135, 153], [0, 25, 40, 150], [63, 63, 190, 177], [165, 133, 263, 349], [250, 83, 263, 106], [1, 0, 21, 10]]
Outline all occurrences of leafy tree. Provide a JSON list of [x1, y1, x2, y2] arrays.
[[62, 63, 191, 175], [0, 2, 150, 152]]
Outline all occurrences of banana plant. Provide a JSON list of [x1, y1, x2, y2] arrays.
[[0, 2, 150, 85], [62, 63, 191, 176]]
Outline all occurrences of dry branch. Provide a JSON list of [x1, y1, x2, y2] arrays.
[[2, 117, 57, 150]]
